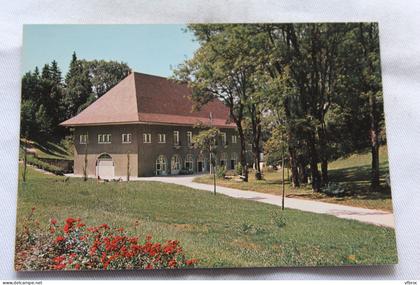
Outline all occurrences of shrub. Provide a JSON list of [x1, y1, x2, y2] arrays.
[[321, 182, 346, 196], [225, 169, 236, 177], [216, 165, 226, 178], [15, 210, 198, 271], [26, 156, 64, 176], [178, 168, 193, 175], [235, 163, 242, 175], [60, 135, 74, 157]]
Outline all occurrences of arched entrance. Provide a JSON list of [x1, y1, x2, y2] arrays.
[[171, 154, 181, 175], [96, 153, 114, 179], [184, 154, 194, 173], [155, 155, 167, 175]]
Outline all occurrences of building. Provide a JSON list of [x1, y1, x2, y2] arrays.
[[60, 72, 240, 178]]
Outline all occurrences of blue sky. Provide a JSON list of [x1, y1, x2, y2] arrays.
[[22, 24, 199, 77]]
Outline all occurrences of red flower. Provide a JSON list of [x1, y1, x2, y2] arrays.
[[63, 223, 70, 233], [100, 223, 109, 229], [186, 258, 198, 266], [163, 245, 174, 254], [31, 207, 35, 212], [128, 237, 138, 244], [50, 218, 57, 225], [53, 255, 66, 264], [77, 223, 85, 228], [145, 264, 153, 269], [168, 259, 177, 268], [53, 263, 66, 270], [74, 263, 80, 270], [55, 236, 65, 243], [66, 217, 77, 224]]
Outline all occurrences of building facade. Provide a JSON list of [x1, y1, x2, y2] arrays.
[[61, 72, 240, 178]]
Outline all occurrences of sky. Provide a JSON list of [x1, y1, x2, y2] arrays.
[[22, 24, 199, 77]]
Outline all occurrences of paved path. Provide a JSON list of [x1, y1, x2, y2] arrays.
[[131, 175, 395, 228]]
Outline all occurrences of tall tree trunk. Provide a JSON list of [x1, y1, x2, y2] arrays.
[[318, 124, 329, 186], [126, 151, 130, 182], [237, 124, 248, 182], [288, 147, 300, 187], [370, 93, 380, 190], [250, 104, 262, 180], [308, 133, 321, 192], [22, 140, 27, 183], [253, 147, 262, 180], [83, 142, 88, 181], [299, 161, 309, 184], [321, 159, 328, 185], [281, 141, 285, 210]]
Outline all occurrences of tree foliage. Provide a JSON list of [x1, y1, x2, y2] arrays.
[[177, 23, 385, 192], [21, 52, 130, 142]]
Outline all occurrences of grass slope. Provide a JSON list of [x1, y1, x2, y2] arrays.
[[17, 165, 397, 268], [194, 146, 393, 211], [20, 139, 72, 160]]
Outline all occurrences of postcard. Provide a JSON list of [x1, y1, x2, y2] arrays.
[[15, 24, 397, 271]]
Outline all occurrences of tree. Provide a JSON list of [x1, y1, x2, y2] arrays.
[[82, 141, 88, 182], [20, 99, 37, 139], [21, 53, 132, 143], [81, 59, 131, 98], [35, 104, 52, 138], [22, 134, 28, 183], [193, 128, 220, 195], [357, 23, 383, 190], [261, 24, 349, 191], [127, 151, 130, 182], [64, 52, 93, 118], [174, 24, 271, 182]]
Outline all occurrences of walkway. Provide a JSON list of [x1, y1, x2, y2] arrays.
[[132, 175, 395, 228]]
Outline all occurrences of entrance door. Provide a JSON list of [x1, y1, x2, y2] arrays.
[[171, 155, 181, 175], [96, 154, 114, 179], [197, 161, 203, 172]]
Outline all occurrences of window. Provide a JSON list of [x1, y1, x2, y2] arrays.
[[232, 135, 237, 144], [122, 133, 132, 144], [158, 133, 166, 143], [98, 134, 111, 144], [171, 154, 181, 172], [143, 133, 151, 143], [221, 132, 227, 146], [187, 131, 193, 146], [220, 152, 227, 166], [185, 154, 194, 172], [155, 155, 167, 175], [197, 154, 205, 173], [230, 152, 238, 170], [173, 131, 180, 146], [79, 134, 88, 144]]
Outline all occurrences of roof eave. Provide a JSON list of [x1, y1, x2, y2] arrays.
[[59, 120, 236, 128]]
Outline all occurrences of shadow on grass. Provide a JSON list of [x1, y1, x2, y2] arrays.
[[21, 139, 69, 159], [260, 163, 391, 202]]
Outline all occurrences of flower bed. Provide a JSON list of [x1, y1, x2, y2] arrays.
[[15, 209, 198, 271]]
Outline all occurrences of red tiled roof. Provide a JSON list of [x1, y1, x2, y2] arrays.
[[60, 72, 235, 128]]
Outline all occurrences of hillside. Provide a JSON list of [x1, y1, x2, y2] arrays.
[[20, 139, 72, 160]]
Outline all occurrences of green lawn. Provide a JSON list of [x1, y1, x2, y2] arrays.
[[16, 165, 397, 268], [194, 146, 393, 212]]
